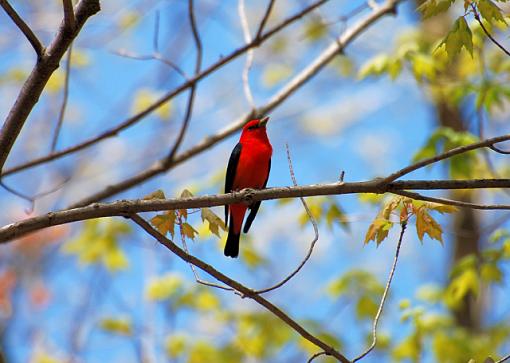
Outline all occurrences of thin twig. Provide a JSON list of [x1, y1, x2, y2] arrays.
[[0, 176, 70, 212], [308, 351, 327, 362], [471, 4, 510, 57], [392, 190, 510, 210], [238, 0, 256, 110], [153, 10, 160, 52], [130, 214, 350, 363], [3, 178, 510, 244], [112, 50, 188, 79], [68, 0, 404, 208], [497, 353, 510, 363], [255, 143, 320, 294], [0, 0, 44, 57], [165, 0, 202, 162], [177, 212, 234, 292], [255, 0, 276, 39], [62, 0, 76, 30], [51, 44, 73, 152], [1, 0, 332, 178], [352, 221, 407, 362]]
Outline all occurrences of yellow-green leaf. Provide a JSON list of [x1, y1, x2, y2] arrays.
[[145, 273, 183, 301], [99, 317, 132, 336], [437, 16, 473, 58]]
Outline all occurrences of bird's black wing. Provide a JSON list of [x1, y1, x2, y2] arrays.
[[243, 158, 271, 234], [225, 143, 242, 226]]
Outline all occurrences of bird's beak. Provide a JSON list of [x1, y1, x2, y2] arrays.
[[258, 116, 270, 127]]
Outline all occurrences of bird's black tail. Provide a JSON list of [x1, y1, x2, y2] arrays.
[[224, 222, 240, 258]]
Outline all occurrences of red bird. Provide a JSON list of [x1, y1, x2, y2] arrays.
[[224, 116, 272, 258]]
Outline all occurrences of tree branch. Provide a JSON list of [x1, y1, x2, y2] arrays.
[[130, 214, 350, 363], [0, 0, 44, 57], [51, 44, 73, 152], [0, 0, 100, 173], [352, 221, 407, 362], [2, 178, 510, 244], [62, 0, 76, 30], [471, 3, 510, 58], [165, 0, 202, 162], [69, 0, 404, 208], [392, 190, 510, 210], [1, 0, 331, 178], [255, 0, 276, 39], [382, 133, 510, 183]]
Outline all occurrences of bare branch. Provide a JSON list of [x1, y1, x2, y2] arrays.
[[382, 133, 510, 183], [0, 0, 100, 173], [497, 353, 510, 363], [393, 190, 510, 210], [255, 0, 276, 39], [62, 0, 76, 30], [471, 4, 510, 58], [255, 143, 319, 294], [51, 44, 73, 152], [165, 0, 202, 162], [129, 214, 350, 363], [2, 178, 510, 244], [308, 351, 327, 362], [69, 0, 404, 208], [1, 0, 332, 178], [353, 221, 407, 362], [238, 0, 256, 109], [0, 0, 44, 57]]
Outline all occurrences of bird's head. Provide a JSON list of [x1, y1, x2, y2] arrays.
[[240, 116, 270, 141]]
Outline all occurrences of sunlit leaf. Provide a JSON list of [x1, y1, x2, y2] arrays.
[[145, 273, 183, 301], [150, 211, 176, 238], [99, 317, 132, 336]]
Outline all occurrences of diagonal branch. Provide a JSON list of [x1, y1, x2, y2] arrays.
[[2, 178, 510, 244], [382, 133, 510, 183], [165, 0, 202, 162], [51, 44, 73, 152], [130, 214, 350, 363], [0, 0, 44, 57], [0, 0, 100, 173], [1, 0, 332, 178], [352, 221, 407, 362], [392, 190, 510, 210], [62, 0, 76, 30], [69, 0, 404, 208], [255, 0, 276, 39]]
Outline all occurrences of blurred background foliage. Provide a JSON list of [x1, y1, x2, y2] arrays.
[[1, 0, 510, 362]]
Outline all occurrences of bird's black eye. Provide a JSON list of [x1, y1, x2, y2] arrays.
[[247, 125, 257, 130]]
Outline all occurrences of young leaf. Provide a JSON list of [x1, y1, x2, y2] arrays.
[[181, 222, 199, 240], [143, 189, 166, 200], [418, 0, 455, 19], [478, 0, 507, 24], [201, 208, 227, 237], [150, 211, 176, 238], [415, 208, 444, 244], [437, 16, 473, 58]]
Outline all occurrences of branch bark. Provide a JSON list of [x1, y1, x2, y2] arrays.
[[0, 0, 100, 173], [1, 178, 510, 244]]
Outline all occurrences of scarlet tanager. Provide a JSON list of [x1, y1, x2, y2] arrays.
[[224, 116, 272, 258]]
